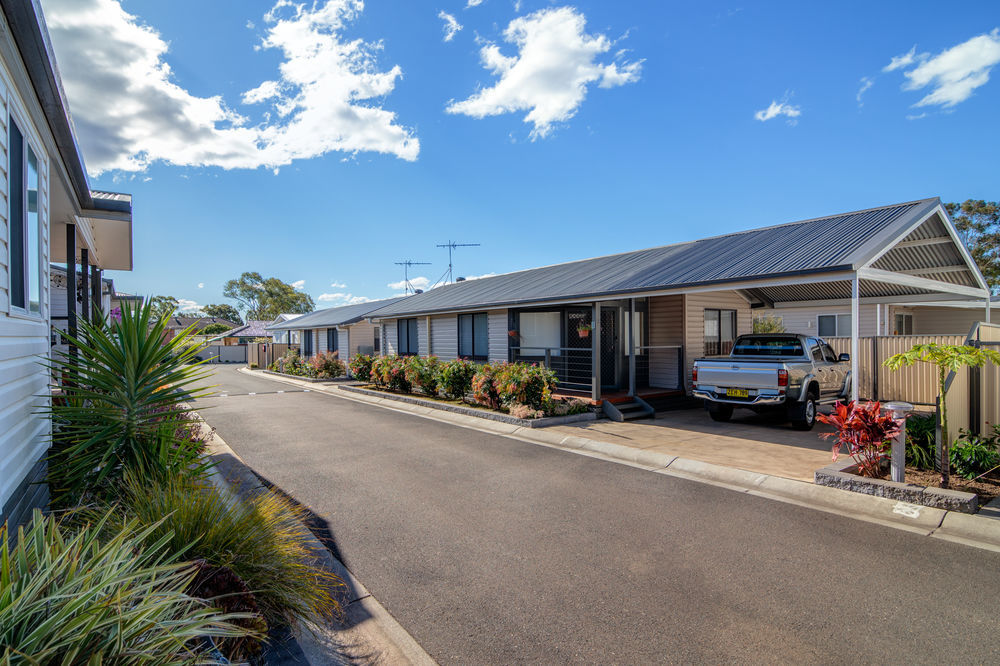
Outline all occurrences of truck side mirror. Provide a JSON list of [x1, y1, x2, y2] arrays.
[[838, 353, 850, 362]]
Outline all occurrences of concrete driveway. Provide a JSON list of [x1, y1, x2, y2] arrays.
[[551, 408, 838, 482]]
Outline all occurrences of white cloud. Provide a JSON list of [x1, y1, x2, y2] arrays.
[[462, 272, 497, 280], [466, 0, 485, 7], [446, 7, 642, 138], [754, 99, 801, 124], [42, 0, 418, 175], [856, 76, 874, 106], [329, 281, 347, 288], [176, 298, 202, 313], [317, 292, 372, 304], [387, 276, 431, 291], [884, 46, 920, 72], [439, 11, 462, 42], [197, 282, 204, 289], [894, 29, 1000, 108], [291, 279, 306, 290]]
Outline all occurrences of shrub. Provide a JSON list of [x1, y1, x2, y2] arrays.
[[45, 300, 213, 507], [951, 429, 1000, 480], [405, 355, 441, 396], [818, 401, 901, 478], [752, 314, 786, 334], [472, 363, 502, 409], [439, 359, 478, 400], [906, 413, 937, 470], [309, 350, 345, 379], [271, 348, 307, 376], [544, 397, 590, 417], [102, 475, 344, 636], [372, 355, 411, 392], [473, 362, 557, 411], [350, 354, 375, 382], [0, 510, 255, 663], [509, 403, 544, 419], [200, 322, 232, 336]]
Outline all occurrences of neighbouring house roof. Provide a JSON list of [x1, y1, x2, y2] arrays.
[[165, 316, 240, 331], [266, 297, 408, 331], [369, 198, 987, 319], [272, 313, 303, 324], [224, 320, 272, 338]]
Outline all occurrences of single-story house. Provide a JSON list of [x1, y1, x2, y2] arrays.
[[756, 295, 997, 338], [269, 313, 302, 343], [162, 315, 240, 341], [220, 319, 272, 345], [1, 1, 134, 527], [367, 198, 989, 405], [266, 297, 408, 368]]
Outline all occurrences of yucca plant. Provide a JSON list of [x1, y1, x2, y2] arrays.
[[0, 509, 256, 663], [101, 475, 344, 631], [44, 301, 214, 505]]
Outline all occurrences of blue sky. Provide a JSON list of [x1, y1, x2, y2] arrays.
[[40, 0, 1000, 314]]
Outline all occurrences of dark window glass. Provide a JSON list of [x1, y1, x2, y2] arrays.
[[704, 309, 737, 355], [397, 318, 418, 355], [303, 330, 313, 356], [327, 328, 338, 353], [9, 119, 24, 310], [459, 312, 489, 359], [374, 326, 381, 353]]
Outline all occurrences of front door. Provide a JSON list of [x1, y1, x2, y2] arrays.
[[600, 307, 618, 388]]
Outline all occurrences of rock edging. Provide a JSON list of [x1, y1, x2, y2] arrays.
[[815, 460, 979, 514]]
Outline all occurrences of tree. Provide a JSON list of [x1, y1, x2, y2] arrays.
[[945, 200, 999, 292], [200, 323, 232, 336], [201, 303, 243, 325], [148, 295, 179, 321], [753, 314, 786, 334], [223, 272, 314, 321], [884, 343, 1000, 488]]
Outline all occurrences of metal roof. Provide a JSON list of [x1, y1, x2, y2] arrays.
[[225, 320, 272, 338], [371, 198, 967, 318], [265, 297, 409, 331]]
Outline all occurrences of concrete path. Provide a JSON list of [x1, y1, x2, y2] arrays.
[[196, 366, 1000, 665]]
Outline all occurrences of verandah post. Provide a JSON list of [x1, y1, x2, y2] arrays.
[[592, 302, 601, 402]]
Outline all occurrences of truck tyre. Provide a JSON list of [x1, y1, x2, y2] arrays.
[[789, 395, 817, 431], [708, 403, 734, 422]]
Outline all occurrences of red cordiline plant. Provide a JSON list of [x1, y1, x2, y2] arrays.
[[818, 401, 901, 478]]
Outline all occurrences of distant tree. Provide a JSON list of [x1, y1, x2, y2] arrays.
[[753, 314, 786, 334], [199, 322, 232, 336], [148, 295, 179, 321], [223, 272, 314, 321], [201, 303, 243, 325], [945, 200, 999, 292]]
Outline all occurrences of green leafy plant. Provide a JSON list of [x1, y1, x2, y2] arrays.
[[905, 413, 937, 470], [100, 475, 344, 633], [543, 397, 590, 417], [0, 510, 255, 663], [349, 354, 375, 382], [44, 300, 213, 506], [472, 363, 503, 409], [752, 314, 786, 334], [818, 401, 901, 477], [371, 355, 411, 392], [438, 359, 478, 400], [308, 351, 345, 379], [950, 429, 1000, 480], [405, 355, 441, 396], [885, 343, 1000, 486], [200, 322, 232, 336]]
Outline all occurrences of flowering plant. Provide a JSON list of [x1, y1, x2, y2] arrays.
[[818, 401, 901, 478], [349, 354, 375, 382]]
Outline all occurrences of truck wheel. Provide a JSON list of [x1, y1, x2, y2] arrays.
[[789, 396, 817, 431], [708, 403, 734, 422]]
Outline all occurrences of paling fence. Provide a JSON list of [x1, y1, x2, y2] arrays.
[[247, 342, 293, 369], [193, 344, 248, 364]]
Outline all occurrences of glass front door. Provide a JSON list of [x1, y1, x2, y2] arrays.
[[600, 307, 618, 388]]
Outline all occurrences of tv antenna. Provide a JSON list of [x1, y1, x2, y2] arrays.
[[436, 241, 481, 285], [394, 260, 431, 294]]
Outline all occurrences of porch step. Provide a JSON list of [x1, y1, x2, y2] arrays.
[[602, 398, 655, 422]]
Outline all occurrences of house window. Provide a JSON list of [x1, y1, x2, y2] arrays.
[[302, 329, 313, 356], [8, 118, 41, 315], [397, 318, 418, 355], [893, 313, 913, 336], [818, 314, 852, 337], [704, 309, 737, 356], [374, 325, 381, 353], [519, 311, 561, 356], [458, 312, 488, 359], [327, 328, 338, 353]]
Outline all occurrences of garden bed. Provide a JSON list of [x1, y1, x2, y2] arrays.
[[262, 369, 354, 383], [341, 385, 599, 428], [815, 460, 981, 513]]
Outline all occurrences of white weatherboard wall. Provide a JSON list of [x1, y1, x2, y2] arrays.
[[430, 314, 457, 360], [418, 317, 429, 357], [384, 318, 398, 356], [487, 309, 507, 363], [0, 50, 53, 519]]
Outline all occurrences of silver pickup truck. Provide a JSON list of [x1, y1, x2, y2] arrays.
[[692, 334, 851, 430]]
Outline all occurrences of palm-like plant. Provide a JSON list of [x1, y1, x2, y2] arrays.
[[45, 301, 213, 505], [0, 510, 256, 663]]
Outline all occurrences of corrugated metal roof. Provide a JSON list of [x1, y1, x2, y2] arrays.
[[266, 297, 408, 331], [226, 320, 272, 337], [371, 198, 951, 318]]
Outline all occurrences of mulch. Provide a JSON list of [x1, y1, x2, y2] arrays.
[[901, 467, 1000, 504]]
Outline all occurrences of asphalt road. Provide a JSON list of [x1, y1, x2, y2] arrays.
[[196, 366, 1000, 664]]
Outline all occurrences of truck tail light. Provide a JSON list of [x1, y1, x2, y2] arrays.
[[777, 369, 788, 387], [692, 367, 698, 382]]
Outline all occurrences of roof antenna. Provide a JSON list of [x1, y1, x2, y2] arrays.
[[394, 260, 431, 294], [436, 241, 480, 285]]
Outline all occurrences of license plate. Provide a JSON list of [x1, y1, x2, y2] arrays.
[[726, 388, 749, 398]]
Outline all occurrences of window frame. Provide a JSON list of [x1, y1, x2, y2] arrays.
[[704, 308, 737, 356], [7, 111, 44, 320], [458, 312, 489, 361], [327, 327, 338, 354], [397, 318, 418, 356], [893, 313, 914, 336], [817, 313, 852, 337]]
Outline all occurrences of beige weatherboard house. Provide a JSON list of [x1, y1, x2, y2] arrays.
[[368, 198, 989, 408], [0, 1, 134, 526]]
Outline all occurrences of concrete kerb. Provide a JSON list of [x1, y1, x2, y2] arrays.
[[235, 367, 1000, 553], [192, 408, 437, 665]]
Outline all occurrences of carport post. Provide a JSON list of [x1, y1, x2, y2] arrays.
[[851, 275, 860, 403], [986, 291, 992, 324]]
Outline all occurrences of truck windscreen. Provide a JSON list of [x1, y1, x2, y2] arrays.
[[731, 337, 804, 356]]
